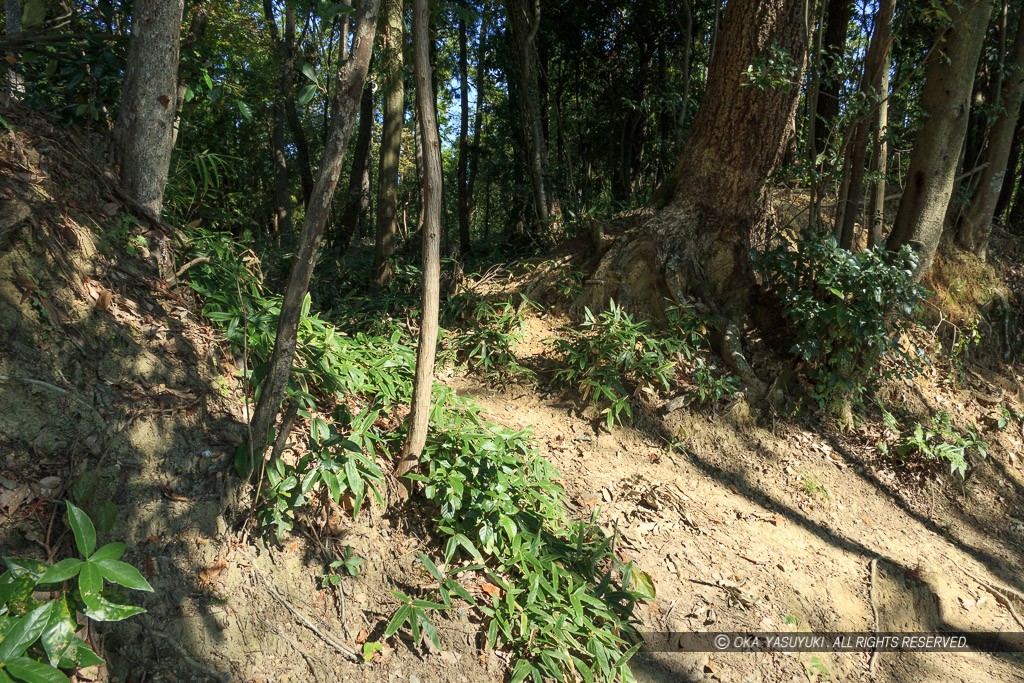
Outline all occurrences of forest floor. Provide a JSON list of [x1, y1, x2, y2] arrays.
[[2, 108, 1024, 683]]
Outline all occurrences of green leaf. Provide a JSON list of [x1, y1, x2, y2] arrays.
[[3, 657, 69, 683], [631, 570, 656, 600], [300, 62, 318, 83], [66, 502, 96, 558], [21, 0, 47, 28], [77, 563, 103, 610], [418, 612, 441, 652], [93, 560, 153, 592], [56, 638, 103, 669], [39, 597, 76, 668], [297, 84, 317, 106], [0, 601, 52, 661], [90, 543, 126, 563], [91, 502, 117, 535], [38, 559, 83, 585], [417, 553, 443, 582], [76, 590, 145, 623], [238, 101, 253, 121], [384, 605, 411, 639], [361, 641, 383, 662]]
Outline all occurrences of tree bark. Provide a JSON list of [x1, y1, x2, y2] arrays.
[[956, 4, 1024, 260], [812, 0, 852, 159], [466, 9, 488, 225], [888, 0, 993, 280], [339, 80, 374, 249], [994, 114, 1024, 220], [282, 5, 315, 209], [456, 5, 471, 257], [5, 0, 23, 96], [505, 0, 554, 230], [373, 0, 404, 285], [248, 0, 380, 462], [263, 0, 293, 238], [866, 31, 891, 249], [836, 0, 895, 250], [586, 0, 811, 318], [113, 0, 185, 217], [395, 0, 442, 480]]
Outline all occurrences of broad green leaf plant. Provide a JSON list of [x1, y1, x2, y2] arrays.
[[0, 502, 152, 682]]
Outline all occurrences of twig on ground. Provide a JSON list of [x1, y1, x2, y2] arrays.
[[235, 546, 359, 661], [946, 556, 1024, 629], [868, 558, 880, 677]]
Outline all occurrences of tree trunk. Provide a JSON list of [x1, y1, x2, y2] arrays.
[[374, 0, 404, 285], [339, 81, 374, 249], [994, 114, 1024, 220], [396, 0, 442, 480], [837, 0, 895, 249], [5, 0, 23, 97], [587, 0, 811, 318], [866, 32, 891, 249], [956, 4, 1024, 260], [113, 0, 185, 217], [264, 0, 293, 238], [506, 0, 554, 230], [171, 2, 208, 151], [282, 5, 315, 209], [812, 0, 852, 159], [887, 0, 993, 280], [248, 0, 380, 462], [456, 6, 471, 257], [466, 9, 487, 225]]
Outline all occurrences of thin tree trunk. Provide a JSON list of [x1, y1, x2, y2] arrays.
[[456, 5, 471, 256], [374, 0, 404, 285], [396, 0, 442, 480], [466, 9, 487, 224], [956, 3, 1024, 260], [113, 0, 185, 217], [5, 0, 23, 96], [263, 0, 293, 237], [888, 0, 993, 280], [813, 0, 852, 160], [171, 2, 208, 151], [837, 0, 895, 249], [506, 0, 553, 230], [283, 5, 315, 209], [866, 32, 891, 249], [677, 0, 693, 137], [248, 0, 380, 462], [339, 81, 374, 249], [995, 115, 1024, 219]]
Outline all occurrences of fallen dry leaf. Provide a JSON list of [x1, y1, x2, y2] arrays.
[[480, 583, 502, 599], [199, 558, 227, 583]]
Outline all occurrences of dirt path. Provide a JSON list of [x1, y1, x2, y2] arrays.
[[452, 311, 1024, 683]]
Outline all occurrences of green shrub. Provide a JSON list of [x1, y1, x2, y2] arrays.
[[0, 502, 152, 682], [441, 296, 533, 381], [878, 406, 988, 478], [752, 232, 928, 406]]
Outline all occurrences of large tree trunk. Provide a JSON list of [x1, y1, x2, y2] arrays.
[[836, 0, 895, 249], [587, 0, 811, 319], [339, 81, 374, 249], [956, 4, 1024, 260], [113, 0, 185, 217], [396, 0, 442, 480], [456, 7, 471, 257], [506, 0, 554, 230], [248, 0, 380, 462], [374, 0, 404, 285], [887, 0, 993, 280]]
